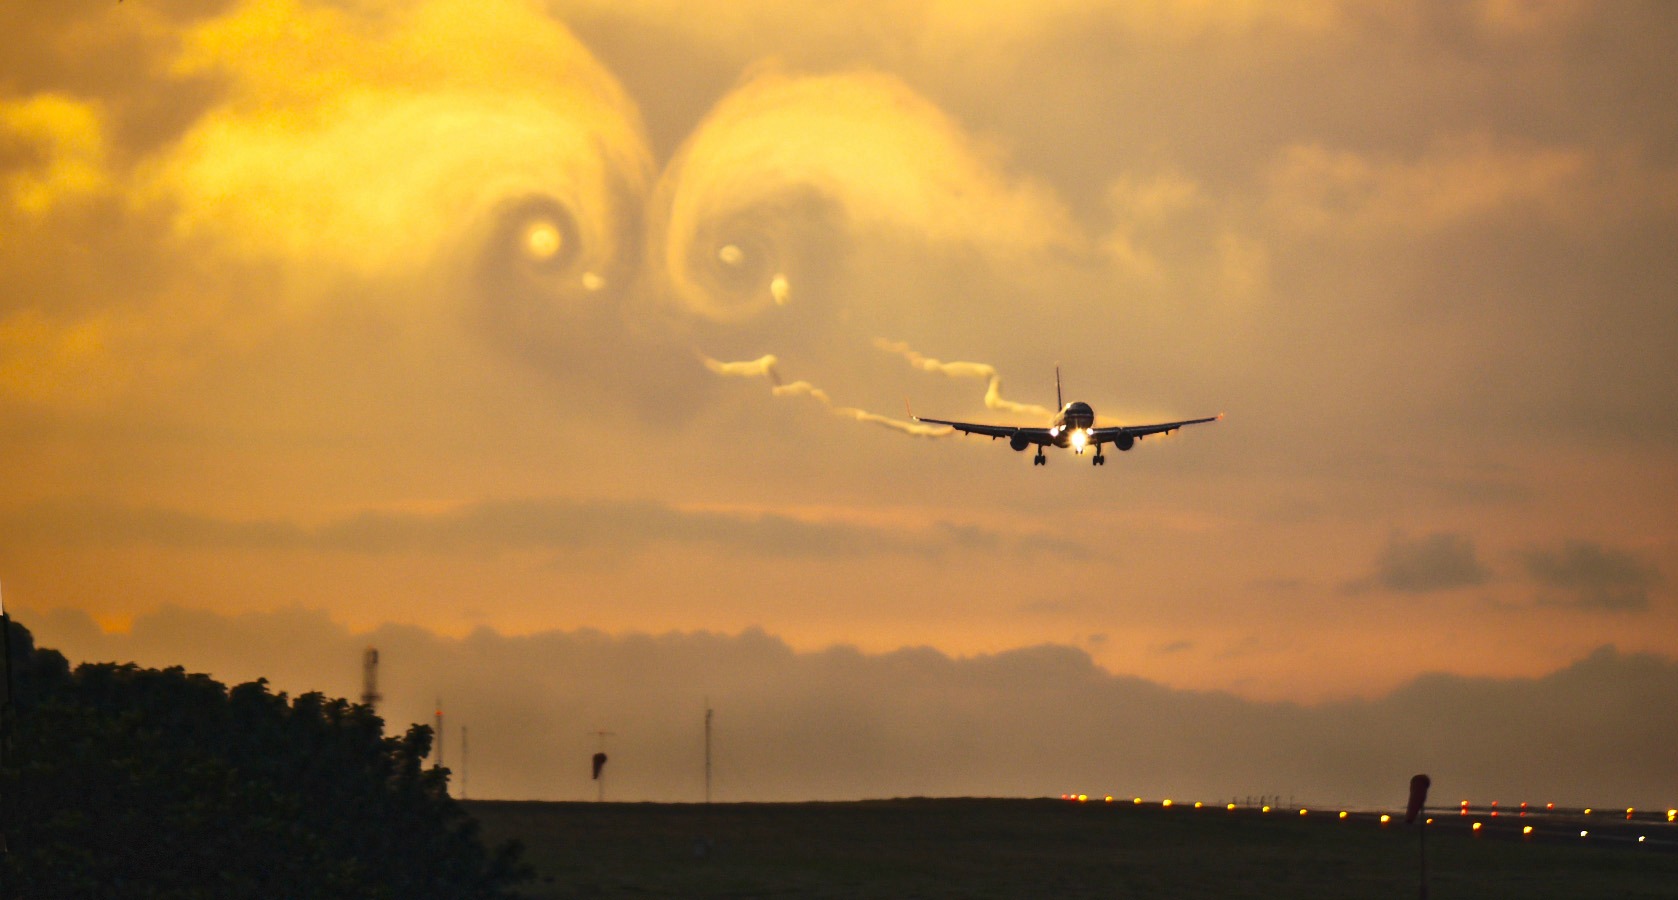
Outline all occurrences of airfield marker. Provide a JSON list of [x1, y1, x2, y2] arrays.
[[1407, 774, 1432, 900]]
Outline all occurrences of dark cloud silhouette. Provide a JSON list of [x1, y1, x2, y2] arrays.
[[22, 606, 1678, 808], [1347, 531, 1489, 594], [1521, 541, 1663, 612]]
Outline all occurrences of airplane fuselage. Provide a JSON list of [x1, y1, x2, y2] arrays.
[[1049, 401, 1095, 449]]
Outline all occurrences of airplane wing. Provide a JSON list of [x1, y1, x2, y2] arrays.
[[912, 416, 1055, 445], [1091, 415, 1221, 444]]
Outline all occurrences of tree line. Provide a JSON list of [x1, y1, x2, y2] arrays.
[[0, 618, 529, 898]]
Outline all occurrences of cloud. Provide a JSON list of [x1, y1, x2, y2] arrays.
[[1346, 531, 1489, 594], [146, 0, 653, 284], [646, 64, 1080, 325], [0, 93, 110, 215], [0, 496, 1085, 561], [20, 606, 1678, 807], [1520, 541, 1662, 612], [1263, 135, 1594, 236]]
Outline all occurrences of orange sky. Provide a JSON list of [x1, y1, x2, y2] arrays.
[[3, 0, 1677, 801]]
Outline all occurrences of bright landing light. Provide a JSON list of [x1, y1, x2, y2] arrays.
[[1070, 429, 1089, 452]]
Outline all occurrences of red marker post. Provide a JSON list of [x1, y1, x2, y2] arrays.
[[1407, 774, 1432, 899], [592, 752, 611, 802]]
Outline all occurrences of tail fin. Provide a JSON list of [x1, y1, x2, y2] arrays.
[[1055, 364, 1063, 411]]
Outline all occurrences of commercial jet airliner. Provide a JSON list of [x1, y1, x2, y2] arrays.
[[911, 368, 1220, 465]]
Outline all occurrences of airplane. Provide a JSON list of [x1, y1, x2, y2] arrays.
[[911, 367, 1220, 466]]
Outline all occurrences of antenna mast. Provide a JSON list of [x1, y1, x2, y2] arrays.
[[704, 701, 713, 805], [360, 647, 381, 711]]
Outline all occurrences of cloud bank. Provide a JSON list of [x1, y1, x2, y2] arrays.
[[21, 606, 1678, 809]]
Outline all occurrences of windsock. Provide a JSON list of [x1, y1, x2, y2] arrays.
[[1406, 774, 1431, 825], [592, 752, 608, 780]]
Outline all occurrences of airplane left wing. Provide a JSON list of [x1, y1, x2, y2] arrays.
[[1091, 415, 1221, 443]]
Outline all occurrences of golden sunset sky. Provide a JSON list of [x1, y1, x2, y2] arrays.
[[4, 0, 1676, 803]]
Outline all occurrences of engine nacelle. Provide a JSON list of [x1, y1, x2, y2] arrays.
[[1009, 434, 1031, 452], [1114, 434, 1136, 452]]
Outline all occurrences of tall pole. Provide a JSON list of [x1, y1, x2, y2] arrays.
[[461, 726, 469, 801], [435, 698, 444, 769], [704, 701, 713, 805], [360, 647, 380, 711], [1, 579, 12, 855]]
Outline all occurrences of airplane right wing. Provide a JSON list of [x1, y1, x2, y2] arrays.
[[911, 416, 1055, 444], [1090, 415, 1221, 443]]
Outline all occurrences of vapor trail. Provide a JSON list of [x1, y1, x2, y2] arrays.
[[873, 339, 1055, 419], [700, 354, 952, 437]]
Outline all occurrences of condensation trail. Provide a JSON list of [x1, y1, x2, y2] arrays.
[[700, 354, 952, 437], [873, 339, 1055, 419]]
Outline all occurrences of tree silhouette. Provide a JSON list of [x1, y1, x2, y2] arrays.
[[0, 619, 528, 898]]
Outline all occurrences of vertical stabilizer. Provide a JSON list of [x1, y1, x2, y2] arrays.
[[1055, 365, 1063, 411]]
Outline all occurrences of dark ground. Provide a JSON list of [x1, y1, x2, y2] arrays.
[[465, 797, 1678, 899]]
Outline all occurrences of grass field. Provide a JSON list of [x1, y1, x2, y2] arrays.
[[465, 798, 1678, 899]]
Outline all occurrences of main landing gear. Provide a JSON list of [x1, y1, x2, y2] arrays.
[[1033, 449, 1047, 466], [1093, 449, 1106, 466]]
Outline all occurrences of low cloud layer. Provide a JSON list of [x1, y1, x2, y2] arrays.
[[1350, 531, 1490, 594], [1522, 541, 1664, 612], [21, 606, 1678, 809]]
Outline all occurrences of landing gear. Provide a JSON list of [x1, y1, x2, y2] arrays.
[[1033, 449, 1047, 466], [1093, 451, 1105, 466]]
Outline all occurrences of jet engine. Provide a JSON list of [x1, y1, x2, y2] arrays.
[[1010, 434, 1031, 452], [1114, 434, 1135, 451]]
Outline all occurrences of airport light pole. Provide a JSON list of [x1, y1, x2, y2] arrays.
[[1, 580, 11, 855]]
